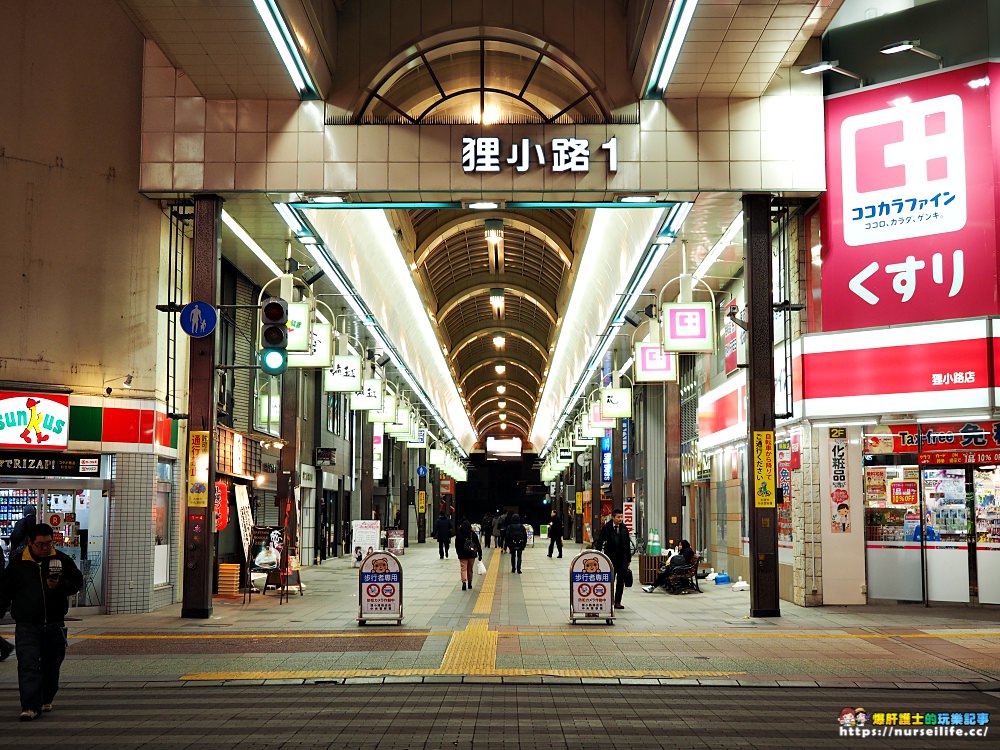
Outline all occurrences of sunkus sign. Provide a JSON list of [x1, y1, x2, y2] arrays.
[[0, 393, 70, 450]]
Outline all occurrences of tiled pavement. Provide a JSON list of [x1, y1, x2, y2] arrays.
[[2, 684, 998, 748], [2, 541, 1000, 690]]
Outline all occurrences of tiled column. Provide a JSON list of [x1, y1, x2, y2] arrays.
[[107, 453, 156, 613], [793, 426, 823, 605]]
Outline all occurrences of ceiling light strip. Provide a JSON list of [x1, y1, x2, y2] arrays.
[[221, 209, 283, 277], [692, 210, 742, 283], [251, 0, 319, 99], [645, 0, 700, 97]]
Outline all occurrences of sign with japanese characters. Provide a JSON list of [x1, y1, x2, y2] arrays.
[[461, 135, 618, 174], [889, 480, 918, 506], [661, 303, 715, 353], [828, 428, 850, 532], [350, 376, 384, 411], [187, 430, 210, 508], [822, 64, 997, 330], [359, 551, 402, 622], [601, 436, 612, 483], [599, 387, 632, 419], [569, 550, 614, 622], [752, 431, 776, 508], [634, 343, 677, 382], [286, 322, 332, 369], [285, 302, 312, 352], [324, 355, 362, 392], [776, 438, 792, 505]]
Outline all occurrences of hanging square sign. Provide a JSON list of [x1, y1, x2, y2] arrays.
[[634, 343, 677, 382], [600, 387, 632, 419], [368, 393, 397, 423], [285, 302, 313, 352], [350, 377, 384, 411], [287, 322, 332, 368], [661, 302, 714, 352], [325, 355, 362, 392]]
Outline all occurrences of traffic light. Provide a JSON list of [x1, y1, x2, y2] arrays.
[[259, 296, 288, 375]]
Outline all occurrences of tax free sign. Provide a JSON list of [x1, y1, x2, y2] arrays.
[[822, 65, 998, 331]]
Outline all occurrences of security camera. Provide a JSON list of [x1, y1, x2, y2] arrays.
[[105, 387, 113, 396]]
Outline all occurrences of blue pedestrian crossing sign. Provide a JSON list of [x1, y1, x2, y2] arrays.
[[180, 301, 218, 338], [417, 465, 428, 477]]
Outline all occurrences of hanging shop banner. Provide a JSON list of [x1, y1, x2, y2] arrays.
[[601, 436, 612, 483], [214, 481, 229, 531], [661, 302, 715, 353], [889, 480, 919, 506], [569, 550, 614, 623], [234, 485, 253, 557], [865, 467, 888, 505], [633, 343, 677, 382], [917, 420, 1000, 463], [324, 355, 362, 392], [574, 424, 595, 447], [590, 403, 615, 429], [407, 428, 427, 448], [752, 431, 776, 508], [440, 477, 455, 494], [187, 430, 210, 508], [821, 64, 998, 331], [790, 430, 801, 469], [368, 393, 397, 423], [350, 377, 384, 411], [352, 519, 381, 558], [285, 301, 313, 352], [372, 422, 384, 480], [776, 438, 792, 504], [358, 551, 402, 623], [558, 447, 573, 462], [576, 491, 583, 515], [287, 322, 332, 369], [582, 413, 606, 439], [0, 393, 69, 450], [599, 387, 632, 419], [723, 300, 742, 374], [829, 428, 851, 532], [385, 405, 411, 435], [623, 500, 635, 534], [248, 526, 283, 571]]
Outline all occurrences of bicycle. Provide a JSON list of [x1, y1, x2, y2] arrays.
[[629, 534, 646, 556]]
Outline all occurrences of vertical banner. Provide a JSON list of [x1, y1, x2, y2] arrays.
[[234, 485, 253, 557], [776, 438, 792, 504], [188, 431, 210, 507], [829, 428, 851, 532], [575, 491, 583, 515], [623, 500, 635, 534], [372, 422, 385, 480], [417, 490, 426, 514], [752, 430, 776, 508], [600, 436, 612, 483]]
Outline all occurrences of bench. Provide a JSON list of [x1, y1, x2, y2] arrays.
[[664, 554, 701, 594]]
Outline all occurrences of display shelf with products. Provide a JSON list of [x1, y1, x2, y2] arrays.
[[0, 488, 40, 541]]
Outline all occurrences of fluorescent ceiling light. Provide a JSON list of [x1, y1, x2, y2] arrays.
[[310, 195, 346, 204], [646, 0, 700, 96], [692, 211, 743, 283], [619, 195, 657, 204], [801, 61, 837, 75], [274, 203, 306, 235], [222, 209, 282, 277], [251, 0, 318, 98], [880, 41, 916, 55], [467, 201, 500, 210]]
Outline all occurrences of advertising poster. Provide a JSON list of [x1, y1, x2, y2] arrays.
[[822, 64, 998, 331], [752, 430, 776, 508], [249, 526, 283, 571], [890, 480, 919, 506], [352, 519, 381, 558], [829, 428, 851, 532], [234, 485, 253, 558], [359, 551, 402, 620], [387, 528, 404, 555], [865, 467, 888, 505], [570, 550, 614, 621], [187, 430, 210, 508]]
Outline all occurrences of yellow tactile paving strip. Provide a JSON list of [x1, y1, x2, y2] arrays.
[[439, 618, 498, 674], [180, 668, 743, 680], [472, 547, 502, 615]]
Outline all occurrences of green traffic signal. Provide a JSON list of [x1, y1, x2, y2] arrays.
[[259, 347, 288, 375]]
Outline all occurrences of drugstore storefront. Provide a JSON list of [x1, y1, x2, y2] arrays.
[[863, 422, 1000, 605]]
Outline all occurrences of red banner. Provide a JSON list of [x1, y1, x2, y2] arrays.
[[214, 481, 229, 532]]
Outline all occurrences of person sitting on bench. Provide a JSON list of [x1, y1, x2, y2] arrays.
[[643, 540, 694, 593]]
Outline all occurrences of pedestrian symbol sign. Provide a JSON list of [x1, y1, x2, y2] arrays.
[[181, 301, 217, 338]]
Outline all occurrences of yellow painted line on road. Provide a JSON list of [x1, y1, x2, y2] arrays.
[[514, 631, 1000, 640], [473, 548, 501, 615], [440, 618, 498, 674]]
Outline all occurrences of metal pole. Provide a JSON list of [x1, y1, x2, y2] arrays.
[[743, 192, 781, 617], [181, 194, 223, 619]]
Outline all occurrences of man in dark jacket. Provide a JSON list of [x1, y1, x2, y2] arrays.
[[0, 523, 83, 721], [434, 512, 453, 559], [596, 510, 631, 609], [9, 505, 37, 554], [547, 510, 564, 559], [505, 514, 527, 573], [481, 513, 492, 548]]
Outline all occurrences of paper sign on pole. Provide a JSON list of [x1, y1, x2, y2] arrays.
[[752, 430, 776, 508], [188, 431, 210, 508]]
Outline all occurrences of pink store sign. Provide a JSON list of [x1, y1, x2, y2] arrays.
[[821, 64, 998, 331], [633, 343, 677, 382], [661, 302, 714, 352]]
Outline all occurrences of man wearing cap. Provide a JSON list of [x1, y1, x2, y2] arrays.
[[0, 523, 83, 721]]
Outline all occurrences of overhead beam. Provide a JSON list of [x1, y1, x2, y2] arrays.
[[414, 211, 573, 268], [437, 279, 558, 325]]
